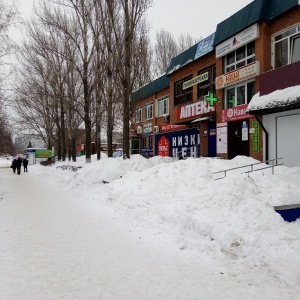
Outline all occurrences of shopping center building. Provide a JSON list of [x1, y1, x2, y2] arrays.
[[130, 0, 300, 167]]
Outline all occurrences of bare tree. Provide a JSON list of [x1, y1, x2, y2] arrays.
[[152, 29, 178, 77]]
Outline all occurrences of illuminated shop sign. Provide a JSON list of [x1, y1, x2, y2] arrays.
[[222, 104, 253, 122], [177, 100, 215, 120], [182, 72, 208, 90], [216, 23, 259, 58], [194, 33, 215, 60], [216, 61, 260, 89]]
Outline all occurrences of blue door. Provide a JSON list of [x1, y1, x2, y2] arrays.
[[208, 121, 216, 157]]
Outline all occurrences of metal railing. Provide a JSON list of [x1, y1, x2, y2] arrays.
[[213, 158, 284, 180]]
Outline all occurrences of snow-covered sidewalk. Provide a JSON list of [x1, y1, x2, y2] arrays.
[[0, 168, 219, 299], [1, 154, 300, 299]]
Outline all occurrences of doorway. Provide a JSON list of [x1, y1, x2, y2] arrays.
[[227, 120, 249, 159]]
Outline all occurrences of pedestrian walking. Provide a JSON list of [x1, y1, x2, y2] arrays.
[[23, 157, 28, 172], [11, 158, 17, 174], [15, 155, 22, 175]]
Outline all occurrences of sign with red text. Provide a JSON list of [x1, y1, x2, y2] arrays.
[[177, 100, 215, 121], [216, 61, 259, 89], [161, 124, 187, 132], [222, 104, 254, 122]]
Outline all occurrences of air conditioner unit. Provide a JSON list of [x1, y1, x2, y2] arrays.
[[163, 114, 169, 123], [137, 126, 142, 134], [154, 126, 160, 133]]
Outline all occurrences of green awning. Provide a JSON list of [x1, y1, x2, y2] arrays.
[[213, 0, 299, 47], [131, 75, 170, 103]]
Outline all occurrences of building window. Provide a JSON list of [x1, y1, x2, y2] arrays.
[[273, 24, 300, 68], [156, 95, 169, 117], [197, 65, 216, 98], [144, 102, 153, 120], [224, 41, 255, 73], [174, 75, 193, 106], [135, 107, 142, 123], [149, 136, 153, 148], [225, 80, 255, 108]]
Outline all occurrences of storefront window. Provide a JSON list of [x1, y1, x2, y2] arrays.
[[273, 24, 300, 68], [225, 41, 255, 73], [197, 65, 216, 98], [174, 75, 193, 105], [225, 80, 255, 108]]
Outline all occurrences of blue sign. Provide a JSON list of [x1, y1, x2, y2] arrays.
[[155, 128, 200, 158], [194, 33, 215, 60]]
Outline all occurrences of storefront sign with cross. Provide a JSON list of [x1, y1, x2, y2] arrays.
[[205, 92, 218, 107], [228, 96, 236, 107]]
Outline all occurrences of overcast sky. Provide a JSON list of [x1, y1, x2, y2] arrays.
[[12, 0, 254, 44]]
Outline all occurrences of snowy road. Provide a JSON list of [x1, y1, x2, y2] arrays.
[[0, 167, 296, 299]]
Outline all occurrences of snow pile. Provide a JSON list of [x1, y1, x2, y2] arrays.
[[2, 154, 300, 292], [247, 85, 300, 112]]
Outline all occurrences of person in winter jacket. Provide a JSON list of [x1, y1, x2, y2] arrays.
[[23, 157, 28, 172], [15, 155, 22, 175], [11, 158, 17, 174]]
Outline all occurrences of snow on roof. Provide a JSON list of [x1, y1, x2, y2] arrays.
[[246, 85, 300, 112]]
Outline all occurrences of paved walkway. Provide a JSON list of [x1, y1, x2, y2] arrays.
[[0, 167, 221, 300]]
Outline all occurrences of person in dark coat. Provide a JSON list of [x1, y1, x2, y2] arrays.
[[23, 157, 28, 172], [15, 155, 22, 175], [11, 158, 17, 174]]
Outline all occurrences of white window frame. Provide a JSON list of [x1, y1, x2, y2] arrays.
[[224, 41, 255, 73], [156, 95, 169, 117], [135, 107, 142, 123], [272, 23, 300, 68], [144, 102, 153, 120], [224, 80, 255, 109]]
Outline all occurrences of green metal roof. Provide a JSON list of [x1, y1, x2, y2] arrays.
[[213, 0, 299, 46], [131, 74, 170, 103], [165, 43, 199, 75]]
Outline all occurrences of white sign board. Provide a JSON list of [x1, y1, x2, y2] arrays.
[[216, 23, 259, 58]]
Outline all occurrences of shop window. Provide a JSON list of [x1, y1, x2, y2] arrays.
[[197, 65, 216, 98], [225, 41, 255, 73], [142, 137, 147, 148], [135, 107, 142, 123], [273, 24, 300, 68], [156, 95, 169, 117], [174, 75, 193, 106], [225, 80, 255, 108], [145, 102, 153, 120], [149, 136, 153, 148]]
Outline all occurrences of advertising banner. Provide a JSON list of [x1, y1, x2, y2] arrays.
[[217, 125, 227, 154], [155, 128, 200, 158], [222, 104, 254, 122], [216, 23, 259, 58], [36, 149, 52, 158], [216, 61, 260, 89]]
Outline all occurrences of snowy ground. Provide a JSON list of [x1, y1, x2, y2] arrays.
[[1, 154, 300, 299]]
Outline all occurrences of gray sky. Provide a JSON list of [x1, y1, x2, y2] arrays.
[[12, 0, 254, 45], [147, 0, 254, 42]]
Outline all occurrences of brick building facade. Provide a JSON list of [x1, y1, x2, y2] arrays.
[[131, 0, 300, 166]]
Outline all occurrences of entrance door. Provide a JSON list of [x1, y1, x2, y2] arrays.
[[228, 120, 249, 159], [208, 120, 216, 157]]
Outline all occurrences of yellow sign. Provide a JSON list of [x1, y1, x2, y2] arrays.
[[182, 72, 208, 90]]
